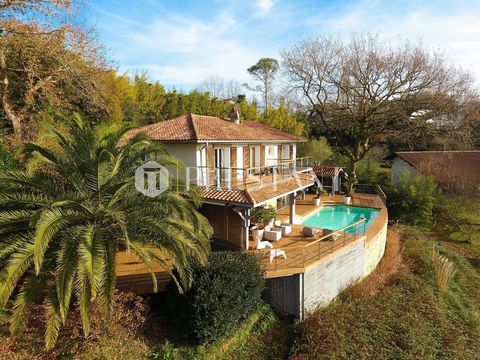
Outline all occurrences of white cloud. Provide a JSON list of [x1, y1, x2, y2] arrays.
[[257, 0, 275, 13], [116, 12, 268, 86], [307, 1, 480, 84], [96, 0, 480, 89]]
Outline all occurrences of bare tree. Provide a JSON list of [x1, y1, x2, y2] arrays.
[[244, 57, 279, 117], [198, 75, 242, 99], [0, 0, 110, 140], [282, 34, 472, 195]]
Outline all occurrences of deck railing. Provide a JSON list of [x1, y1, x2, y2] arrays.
[[354, 184, 387, 205], [189, 157, 313, 190], [257, 218, 367, 273]]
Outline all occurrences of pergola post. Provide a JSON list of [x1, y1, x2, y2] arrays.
[[333, 173, 338, 194], [289, 192, 296, 224], [243, 208, 251, 250]]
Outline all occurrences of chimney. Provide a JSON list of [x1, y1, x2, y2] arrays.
[[229, 107, 241, 124]]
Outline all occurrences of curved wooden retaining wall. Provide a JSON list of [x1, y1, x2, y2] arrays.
[[265, 199, 388, 318]]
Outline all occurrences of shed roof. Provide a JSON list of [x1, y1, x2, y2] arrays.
[[395, 151, 480, 186]]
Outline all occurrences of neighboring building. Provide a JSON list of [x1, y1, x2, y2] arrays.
[[124, 112, 318, 250], [391, 151, 480, 189], [312, 166, 344, 194]]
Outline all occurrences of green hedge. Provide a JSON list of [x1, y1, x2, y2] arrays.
[[168, 251, 265, 344]]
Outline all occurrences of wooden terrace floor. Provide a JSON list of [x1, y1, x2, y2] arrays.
[[254, 193, 387, 278]]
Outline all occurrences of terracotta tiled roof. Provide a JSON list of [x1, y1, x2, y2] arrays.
[[313, 166, 343, 177], [198, 187, 253, 204], [197, 172, 315, 205], [396, 151, 480, 186], [123, 113, 304, 143]]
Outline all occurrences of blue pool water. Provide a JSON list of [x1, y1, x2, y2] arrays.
[[302, 205, 379, 231]]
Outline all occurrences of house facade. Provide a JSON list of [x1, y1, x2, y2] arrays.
[[124, 112, 319, 250], [119, 112, 389, 319]]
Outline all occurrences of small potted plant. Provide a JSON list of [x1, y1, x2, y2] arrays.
[[343, 177, 356, 205], [251, 206, 277, 239], [312, 185, 327, 206]]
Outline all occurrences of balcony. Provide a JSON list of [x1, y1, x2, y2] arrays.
[[189, 157, 314, 191]]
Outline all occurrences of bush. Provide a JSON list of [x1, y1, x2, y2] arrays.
[[356, 159, 390, 186], [251, 206, 277, 227], [0, 290, 150, 358], [168, 252, 265, 344], [386, 172, 437, 227], [298, 137, 332, 165]]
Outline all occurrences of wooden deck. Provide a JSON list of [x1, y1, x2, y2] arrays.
[[251, 222, 367, 278], [255, 193, 387, 278], [115, 193, 387, 292], [116, 251, 172, 294]]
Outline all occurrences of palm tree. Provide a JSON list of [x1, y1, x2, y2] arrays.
[[0, 114, 212, 349]]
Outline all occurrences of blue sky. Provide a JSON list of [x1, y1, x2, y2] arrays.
[[87, 0, 480, 90]]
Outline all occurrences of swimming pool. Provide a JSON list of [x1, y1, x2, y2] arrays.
[[302, 205, 379, 231]]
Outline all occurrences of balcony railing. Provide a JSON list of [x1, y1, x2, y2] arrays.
[[189, 157, 313, 190]]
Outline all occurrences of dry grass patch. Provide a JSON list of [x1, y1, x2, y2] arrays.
[[431, 248, 457, 293], [0, 291, 151, 360]]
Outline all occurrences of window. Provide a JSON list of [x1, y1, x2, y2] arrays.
[[267, 145, 274, 157], [276, 195, 289, 210], [282, 145, 290, 160]]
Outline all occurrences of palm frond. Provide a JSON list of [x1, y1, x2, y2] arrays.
[[32, 208, 81, 274], [0, 242, 35, 307], [97, 238, 116, 317], [10, 275, 46, 335], [55, 230, 80, 321], [75, 265, 92, 336], [44, 294, 62, 350]]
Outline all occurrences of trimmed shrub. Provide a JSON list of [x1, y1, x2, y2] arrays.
[[168, 251, 265, 344]]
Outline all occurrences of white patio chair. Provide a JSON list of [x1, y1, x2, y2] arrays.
[[274, 220, 292, 235], [256, 236, 273, 250], [269, 249, 287, 263], [264, 225, 282, 241]]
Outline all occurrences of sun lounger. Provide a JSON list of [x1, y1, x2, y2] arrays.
[[323, 228, 341, 241], [303, 226, 321, 237]]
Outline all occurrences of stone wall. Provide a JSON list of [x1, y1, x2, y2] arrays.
[[363, 221, 388, 276], [303, 239, 365, 313], [267, 213, 388, 318]]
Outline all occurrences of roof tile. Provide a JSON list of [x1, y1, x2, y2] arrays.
[[123, 113, 304, 142]]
